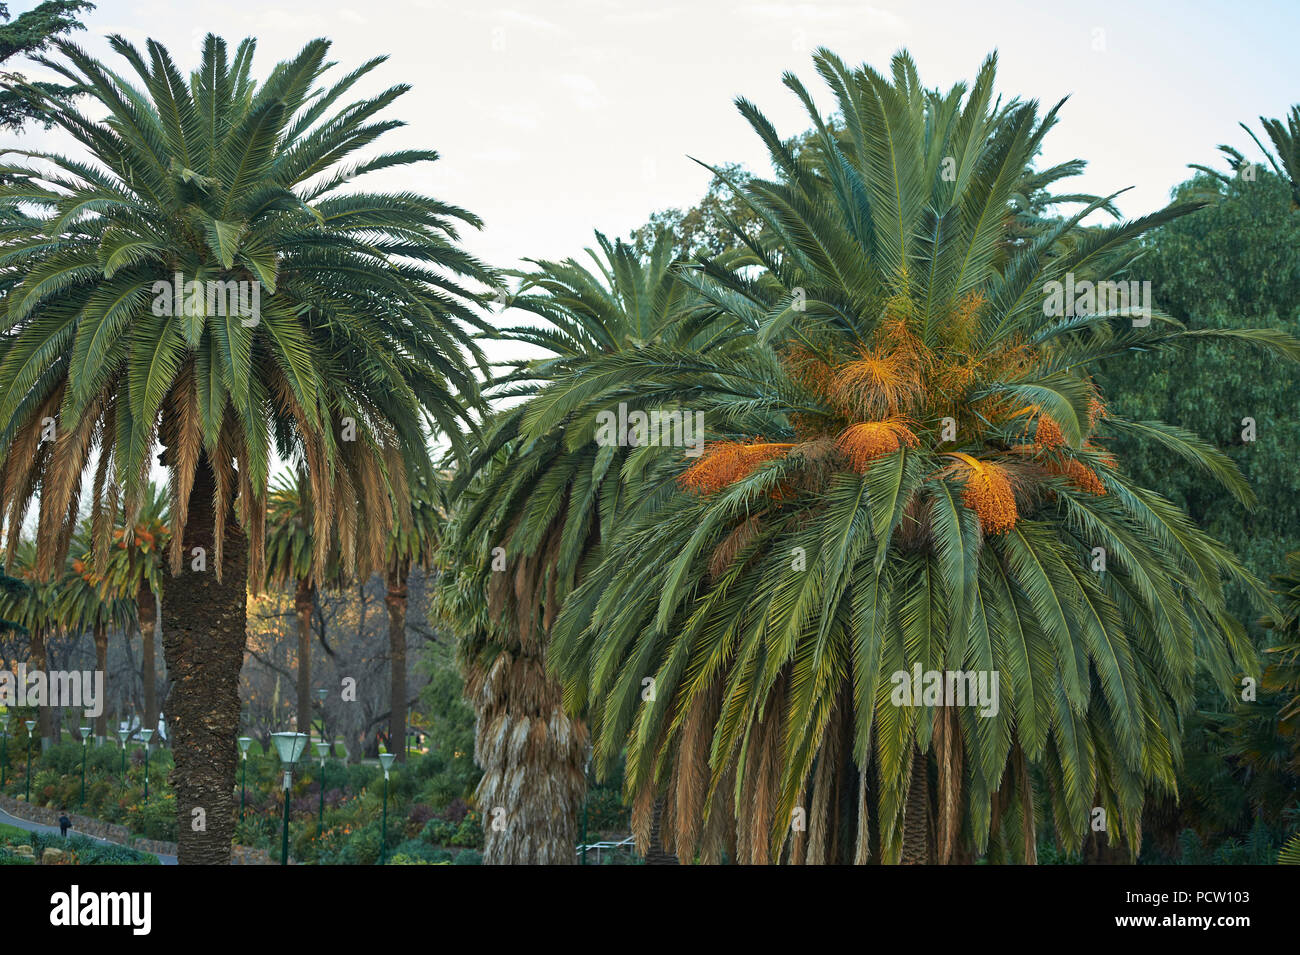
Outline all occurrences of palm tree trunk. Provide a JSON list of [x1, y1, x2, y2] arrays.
[[160, 453, 248, 865], [30, 624, 52, 748], [469, 641, 588, 864], [643, 799, 680, 865], [138, 580, 157, 732], [295, 578, 314, 738], [93, 620, 109, 741], [901, 745, 933, 864], [385, 566, 407, 763]]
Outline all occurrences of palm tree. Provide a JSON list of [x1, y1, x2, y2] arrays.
[[98, 481, 168, 734], [263, 470, 336, 741], [546, 49, 1299, 864], [438, 230, 711, 862], [1193, 105, 1300, 209], [58, 524, 133, 741], [0, 540, 58, 745], [0, 35, 492, 862]]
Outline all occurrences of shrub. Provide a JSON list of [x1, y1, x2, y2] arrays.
[[421, 818, 458, 845], [453, 849, 481, 865]]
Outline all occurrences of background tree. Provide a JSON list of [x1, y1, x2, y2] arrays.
[[0, 1, 93, 131], [385, 475, 440, 761], [0, 34, 493, 862], [0, 540, 57, 743], [1100, 168, 1300, 627], [98, 481, 167, 733], [264, 470, 333, 739], [58, 522, 132, 740]]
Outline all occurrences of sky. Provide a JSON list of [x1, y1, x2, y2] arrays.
[[5, 0, 1300, 278]]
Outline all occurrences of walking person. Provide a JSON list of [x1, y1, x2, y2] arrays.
[[58, 810, 71, 838]]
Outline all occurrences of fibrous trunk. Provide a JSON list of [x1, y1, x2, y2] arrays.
[[901, 745, 933, 864], [160, 454, 248, 865], [467, 644, 587, 864]]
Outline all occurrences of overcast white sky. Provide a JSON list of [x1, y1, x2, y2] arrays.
[[6, 0, 1299, 276]]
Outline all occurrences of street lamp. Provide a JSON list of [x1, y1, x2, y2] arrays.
[[141, 728, 154, 802], [79, 725, 91, 808], [117, 728, 129, 784], [238, 737, 252, 822], [378, 751, 395, 865], [315, 740, 329, 838], [23, 719, 35, 802], [271, 731, 308, 865]]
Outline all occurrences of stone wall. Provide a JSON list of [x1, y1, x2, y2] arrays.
[[0, 794, 272, 864]]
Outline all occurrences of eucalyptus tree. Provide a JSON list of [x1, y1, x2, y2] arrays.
[[0, 35, 493, 862], [546, 49, 1299, 864]]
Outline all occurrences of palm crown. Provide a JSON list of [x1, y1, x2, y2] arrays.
[[545, 49, 1298, 864], [0, 33, 495, 584]]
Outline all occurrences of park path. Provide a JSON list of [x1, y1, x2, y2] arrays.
[[0, 804, 178, 865]]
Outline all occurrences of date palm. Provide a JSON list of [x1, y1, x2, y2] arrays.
[[547, 49, 1298, 864], [1194, 105, 1300, 209], [438, 231, 714, 862], [58, 524, 133, 741], [0, 34, 492, 862], [97, 480, 168, 733], [0, 540, 58, 743], [263, 470, 340, 741]]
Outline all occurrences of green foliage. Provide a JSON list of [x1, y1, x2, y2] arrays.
[[0, 1, 94, 132], [542, 47, 1294, 866], [1101, 170, 1300, 626], [0, 32, 496, 589], [582, 785, 630, 833]]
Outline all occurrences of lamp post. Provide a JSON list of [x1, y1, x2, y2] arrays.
[[117, 728, 129, 784], [79, 725, 91, 808], [23, 719, 35, 802], [1, 716, 9, 790], [238, 737, 252, 822], [271, 731, 308, 865], [141, 728, 153, 802], [379, 751, 395, 865], [315, 741, 329, 838]]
